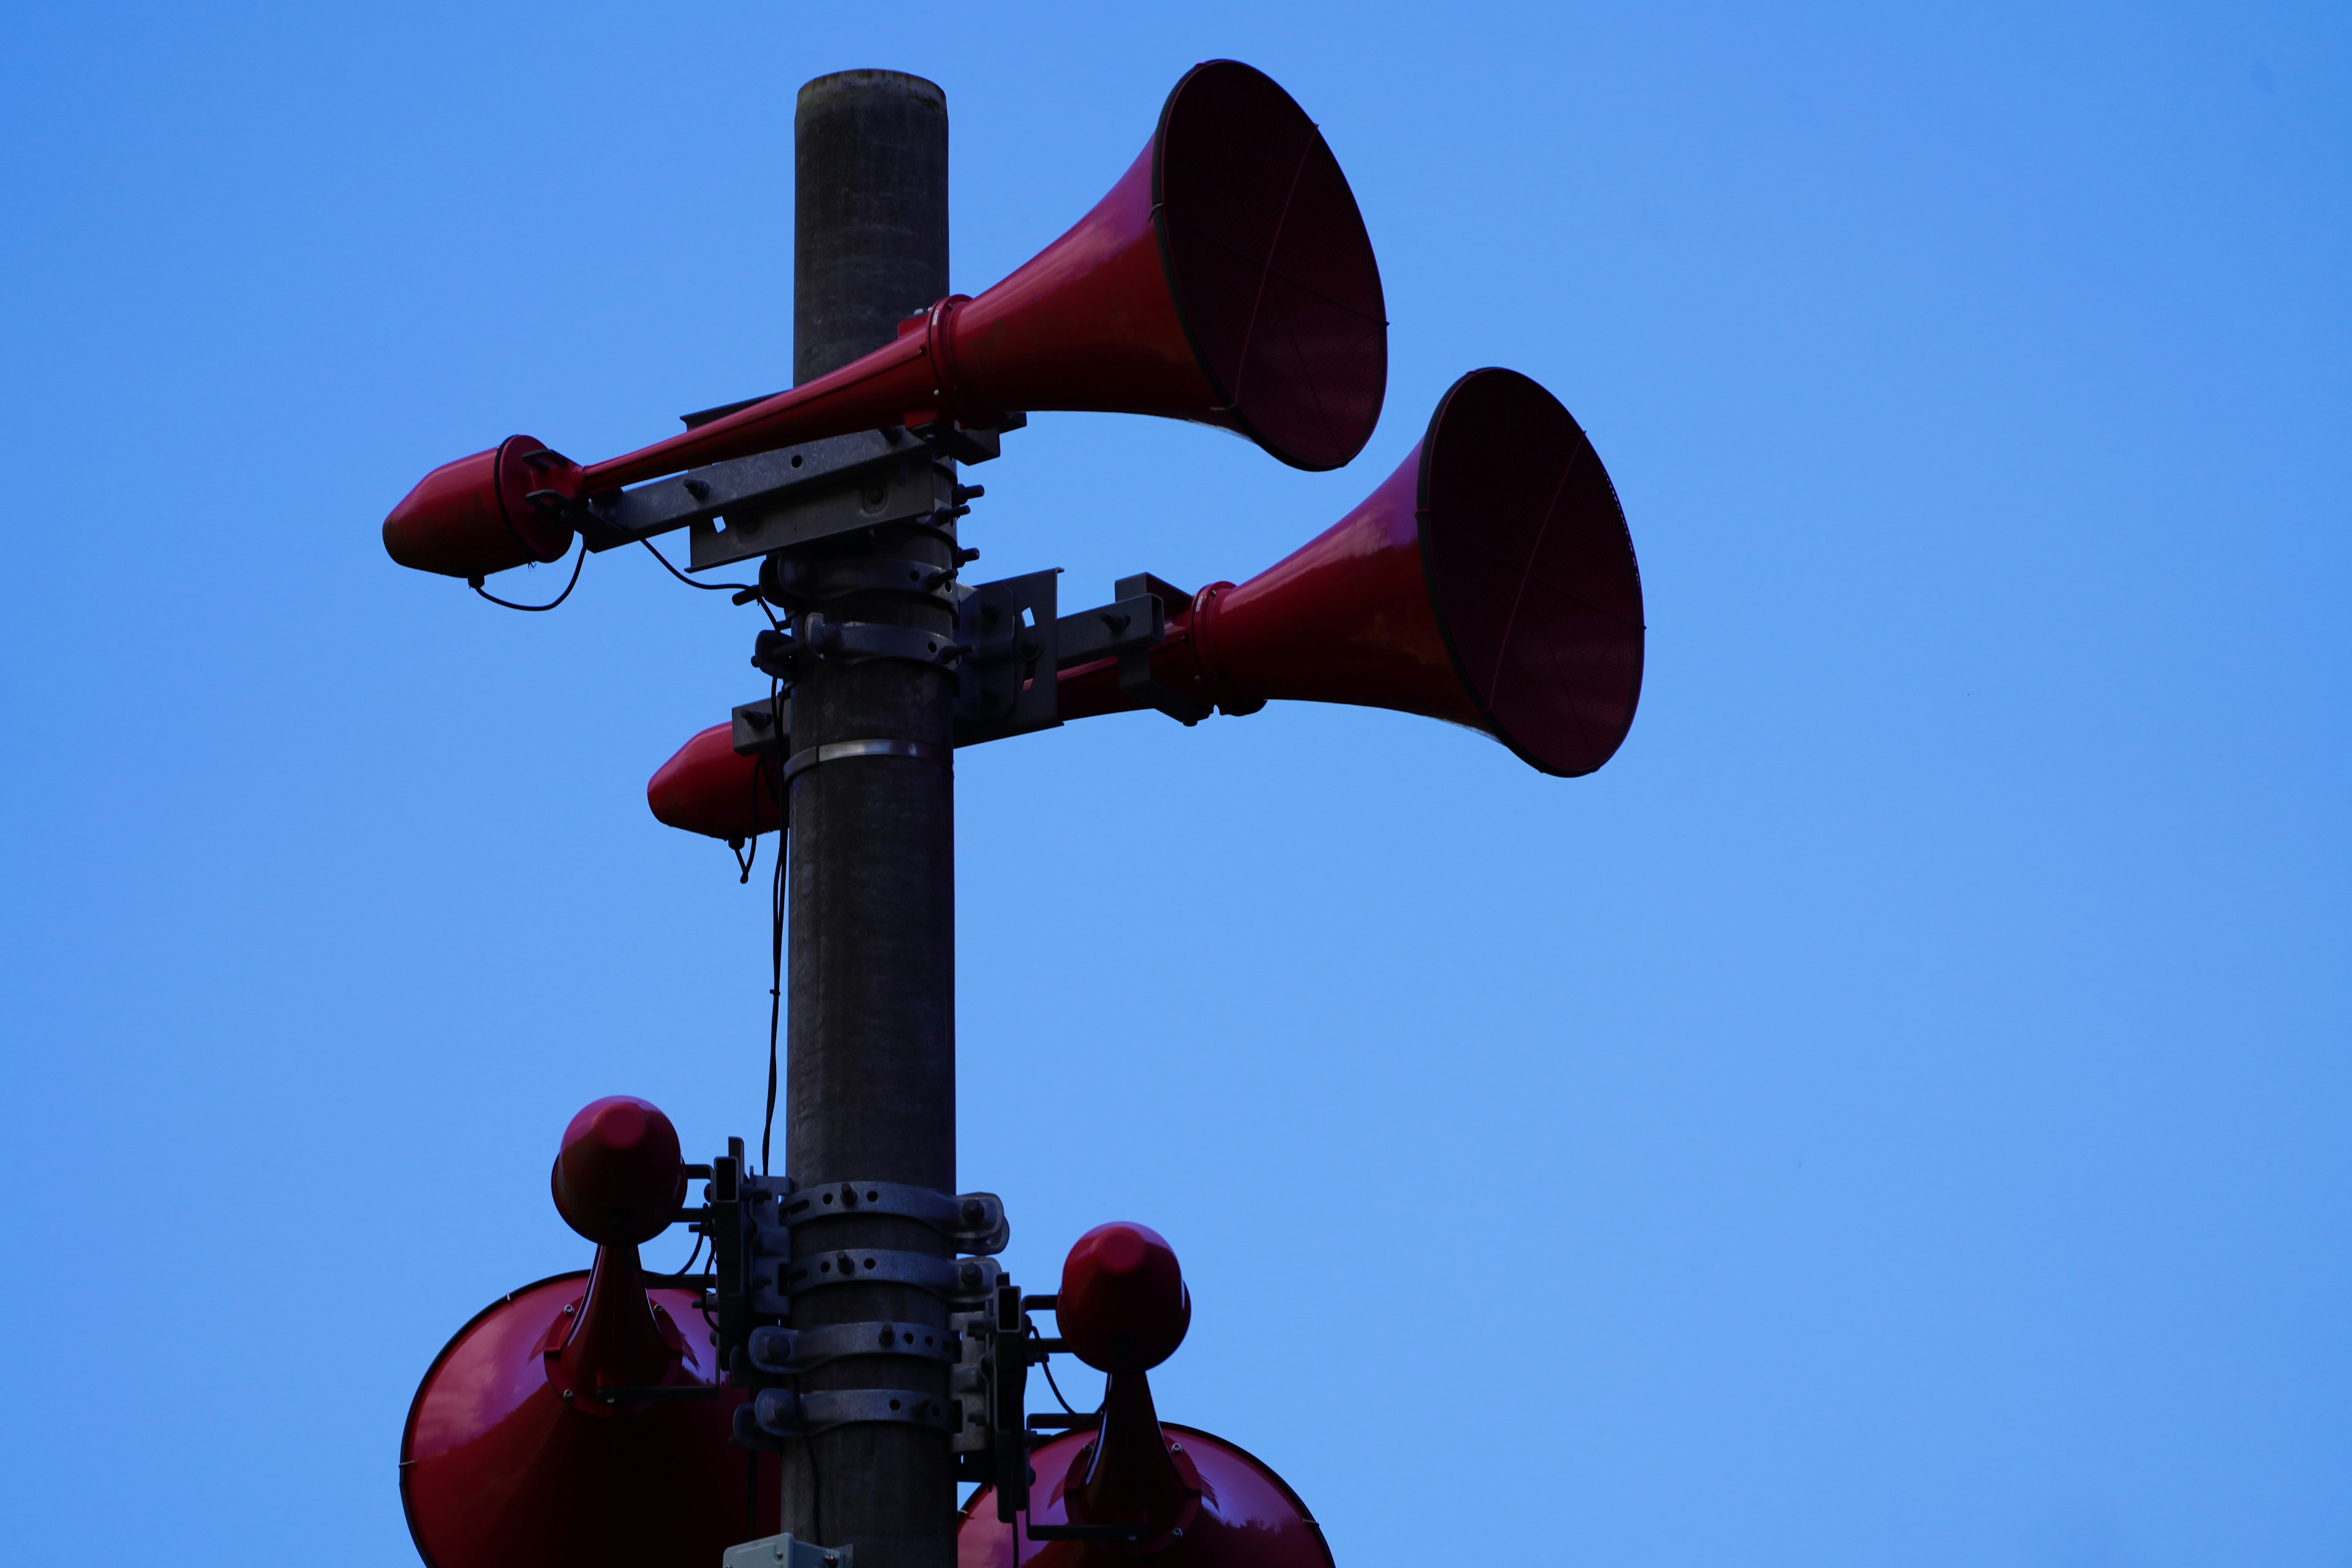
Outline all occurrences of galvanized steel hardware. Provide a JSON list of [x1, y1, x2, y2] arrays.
[[761, 1248, 1001, 1312], [949, 1280, 1033, 1517], [799, 611, 968, 669], [778, 740, 951, 792], [775, 1180, 1009, 1254], [747, 1321, 959, 1374], [721, 1534, 853, 1568], [747, 1387, 958, 1438]]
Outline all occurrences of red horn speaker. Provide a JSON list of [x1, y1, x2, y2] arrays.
[[1061, 366, 1645, 777], [401, 1097, 764, 1568], [634, 369, 1642, 839], [385, 59, 1387, 578]]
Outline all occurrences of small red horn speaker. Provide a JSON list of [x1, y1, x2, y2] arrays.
[[386, 60, 1386, 578], [1060, 367, 1646, 777]]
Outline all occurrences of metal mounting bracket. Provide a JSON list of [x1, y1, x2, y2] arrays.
[[753, 1249, 1001, 1314], [733, 695, 793, 758], [801, 612, 967, 669], [954, 570, 1061, 746], [948, 1279, 1033, 1518], [741, 1386, 957, 1441], [1052, 592, 1166, 669], [570, 428, 955, 571], [775, 1180, 1009, 1254], [766, 553, 959, 605], [722, 1533, 854, 1568], [1118, 646, 1212, 725], [747, 1321, 959, 1374]]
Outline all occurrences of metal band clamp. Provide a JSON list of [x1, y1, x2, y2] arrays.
[[747, 1321, 959, 1374], [755, 1248, 1001, 1313], [776, 1180, 1009, 1254], [780, 739, 951, 790]]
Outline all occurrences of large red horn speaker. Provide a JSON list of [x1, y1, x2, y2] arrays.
[[401, 1098, 764, 1568], [385, 59, 1387, 578], [1061, 367, 1645, 777]]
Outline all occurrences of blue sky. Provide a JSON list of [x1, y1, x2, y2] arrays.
[[1, 2, 2346, 1564]]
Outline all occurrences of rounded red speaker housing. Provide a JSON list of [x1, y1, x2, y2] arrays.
[[549, 1096, 685, 1246], [383, 434, 578, 579], [646, 723, 779, 842], [1058, 1221, 1191, 1373]]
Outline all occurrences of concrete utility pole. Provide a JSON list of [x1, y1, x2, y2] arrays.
[[779, 70, 957, 1568]]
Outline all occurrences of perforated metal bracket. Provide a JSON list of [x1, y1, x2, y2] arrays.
[[753, 1250, 1001, 1315], [567, 426, 951, 571], [722, 1532, 853, 1568], [954, 571, 1061, 746], [774, 1180, 1010, 1254], [747, 1321, 959, 1374]]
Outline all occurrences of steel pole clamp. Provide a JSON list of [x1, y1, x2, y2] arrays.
[[780, 739, 951, 791]]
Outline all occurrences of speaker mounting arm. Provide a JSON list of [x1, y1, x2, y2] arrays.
[[566, 418, 1017, 574]]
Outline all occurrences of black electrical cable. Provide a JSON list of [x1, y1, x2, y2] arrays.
[[1032, 1324, 1081, 1416], [637, 538, 783, 630], [762, 684, 787, 1177], [470, 539, 586, 611]]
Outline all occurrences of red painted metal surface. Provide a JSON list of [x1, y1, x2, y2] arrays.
[[959, 1423, 1334, 1568], [550, 1095, 687, 1245], [1058, 367, 1646, 777], [382, 61, 1385, 577], [646, 723, 777, 841], [382, 435, 578, 578], [958, 1221, 1327, 1568], [404, 1096, 764, 1568], [401, 1270, 762, 1568], [1058, 1223, 1191, 1373]]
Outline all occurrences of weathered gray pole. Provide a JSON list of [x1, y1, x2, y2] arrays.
[[781, 70, 957, 1568]]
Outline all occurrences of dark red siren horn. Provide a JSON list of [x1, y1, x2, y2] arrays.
[[646, 723, 777, 842], [403, 1095, 764, 1568], [383, 435, 579, 577], [1059, 368, 1646, 777], [383, 61, 1385, 579], [959, 1220, 1332, 1568]]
